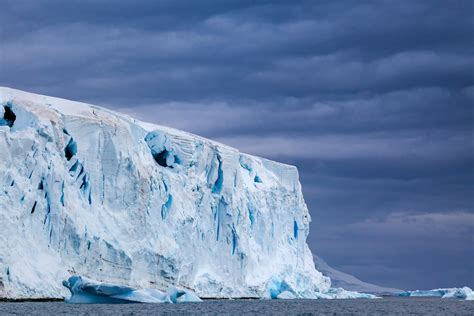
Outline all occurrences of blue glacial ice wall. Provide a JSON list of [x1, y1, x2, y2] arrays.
[[0, 87, 330, 300]]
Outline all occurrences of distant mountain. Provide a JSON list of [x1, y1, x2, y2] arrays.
[[314, 255, 403, 295]]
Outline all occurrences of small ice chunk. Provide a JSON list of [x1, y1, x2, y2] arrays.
[[63, 275, 202, 304], [316, 288, 378, 299], [167, 286, 202, 303], [399, 287, 474, 300]]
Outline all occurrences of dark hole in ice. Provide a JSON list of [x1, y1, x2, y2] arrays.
[[293, 220, 298, 239], [88, 188, 92, 205], [153, 149, 174, 168], [31, 201, 37, 214], [212, 155, 224, 194], [1, 105, 16, 127], [64, 138, 77, 161]]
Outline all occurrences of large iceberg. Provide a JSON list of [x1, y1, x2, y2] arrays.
[[0, 87, 334, 300], [399, 287, 474, 300]]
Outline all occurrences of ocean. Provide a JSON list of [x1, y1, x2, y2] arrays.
[[1, 297, 473, 315]]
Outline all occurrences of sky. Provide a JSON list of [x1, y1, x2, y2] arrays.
[[0, 0, 473, 290]]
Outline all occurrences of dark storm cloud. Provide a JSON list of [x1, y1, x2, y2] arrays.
[[1, 1, 473, 101], [0, 0, 472, 289], [120, 87, 472, 137], [314, 212, 474, 289]]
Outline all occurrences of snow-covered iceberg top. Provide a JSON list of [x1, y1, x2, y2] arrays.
[[399, 287, 474, 300], [63, 275, 201, 303], [0, 87, 333, 300]]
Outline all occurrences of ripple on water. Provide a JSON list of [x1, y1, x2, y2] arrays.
[[0, 297, 473, 315]]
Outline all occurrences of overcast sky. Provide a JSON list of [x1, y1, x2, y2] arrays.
[[1, 0, 473, 290]]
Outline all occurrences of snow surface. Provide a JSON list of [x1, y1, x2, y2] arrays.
[[0, 87, 338, 300], [400, 287, 474, 300], [313, 255, 402, 295]]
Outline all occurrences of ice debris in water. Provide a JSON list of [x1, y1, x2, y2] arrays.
[[265, 276, 377, 300], [315, 288, 378, 299], [63, 276, 202, 304], [399, 287, 474, 300], [62, 275, 376, 303]]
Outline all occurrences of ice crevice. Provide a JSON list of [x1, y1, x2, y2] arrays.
[[0, 103, 16, 128], [64, 138, 77, 161]]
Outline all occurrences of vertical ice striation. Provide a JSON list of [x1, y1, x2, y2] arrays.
[[0, 87, 330, 300]]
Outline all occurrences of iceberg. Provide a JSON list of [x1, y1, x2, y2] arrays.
[[315, 288, 378, 299], [62, 275, 201, 303], [0, 87, 381, 301], [0, 87, 334, 300], [399, 287, 474, 300]]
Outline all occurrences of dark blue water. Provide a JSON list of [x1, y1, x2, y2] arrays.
[[1, 297, 473, 315]]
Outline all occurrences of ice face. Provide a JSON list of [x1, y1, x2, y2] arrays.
[[0, 87, 330, 300]]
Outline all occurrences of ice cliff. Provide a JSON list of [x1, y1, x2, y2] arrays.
[[0, 87, 331, 300]]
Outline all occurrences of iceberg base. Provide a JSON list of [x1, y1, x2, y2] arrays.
[[63, 276, 202, 304]]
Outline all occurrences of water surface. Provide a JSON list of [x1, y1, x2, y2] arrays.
[[1, 297, 473, 315]]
